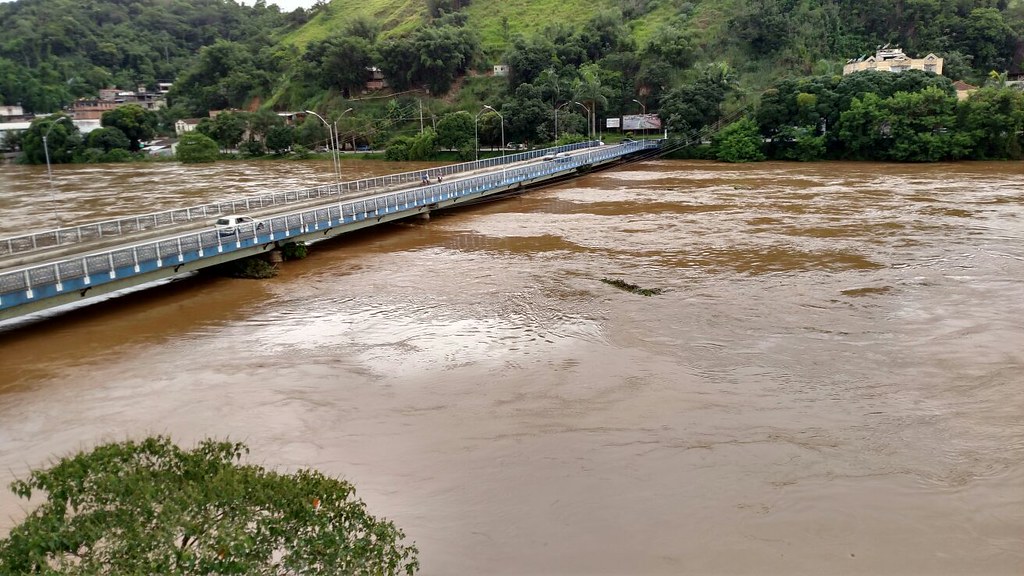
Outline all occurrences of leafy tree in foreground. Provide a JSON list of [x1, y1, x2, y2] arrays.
[[0, 436, 419, 575]]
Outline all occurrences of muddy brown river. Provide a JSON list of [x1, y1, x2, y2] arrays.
[[0, 158, 1022, 574]]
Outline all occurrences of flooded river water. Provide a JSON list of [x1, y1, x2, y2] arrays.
[[0, 158, 1021, 574]]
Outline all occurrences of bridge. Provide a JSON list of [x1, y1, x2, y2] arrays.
[[0, 139, 661, 322]]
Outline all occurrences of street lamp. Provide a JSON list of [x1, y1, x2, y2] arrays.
[[554, 101, 572, 142], [332, 107, 354, 178], [574, 101, 592, 140], [41, 118, 62, 227], [474, 107, 485, 162], [304, 109, 340, 188], [631, 98, 646, 139], [476, 105, 506, 180], [483, 104, 505, 164]]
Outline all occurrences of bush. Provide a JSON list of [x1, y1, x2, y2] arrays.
[[291, 144, 312, 159], [102, 148, 134, 162], [385, 136, 413, 161], [240, 139, 267, 157]]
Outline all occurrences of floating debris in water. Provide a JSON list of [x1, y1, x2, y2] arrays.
[[601, 278, 664, 296]]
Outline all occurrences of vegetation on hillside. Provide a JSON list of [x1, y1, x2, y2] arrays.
[[2, 0, 1023, 163], [0, 0, 302, 113]]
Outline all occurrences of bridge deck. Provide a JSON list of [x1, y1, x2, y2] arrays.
[[0, 140, 660, 321]]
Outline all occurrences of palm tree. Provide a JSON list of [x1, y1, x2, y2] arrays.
[[573, 63, 609, 139]]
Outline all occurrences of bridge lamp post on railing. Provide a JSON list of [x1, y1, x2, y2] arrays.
[[554, 102, 571, 143], [573, 101, 592, 141], [474, 107, 485, 162], [304, 110, 340, 189], [475, 105, 498, 163], [574, 101, 595, 162], [483, 105, 505, 179], [332, 107, 354, 181]]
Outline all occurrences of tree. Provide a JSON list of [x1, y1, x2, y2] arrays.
[[86, 126, 131, 153], [296, 116, 329, 149], [0, 436, 419, 575], [882, 86, 962, 162], [385, 135, 414, 160], [176, 131, 221, 163], [960, 8, 1014, 72], [266, 124, 295, 154], [303, 35, 375, 97], [247, 109, 283, 143], [170, 41, 275, 115], [957, 86, 1024, 159], [504, 83, 550, 144], [572, 63, 609, 138], [199, 112, 247, 152], [20, 115, 80, 165], [101, 104, 157, 151], [408, 127, 438, 160], [837, 92, 889, 159], [436, 111, 474, 150], [713, 117, 765, 162], [659, 66, 731, 139]]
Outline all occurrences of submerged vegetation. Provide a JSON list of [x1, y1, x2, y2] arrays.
[[281, 241, 309, 260], [601, 277, 664, 296], [213, 256, 279, 279]]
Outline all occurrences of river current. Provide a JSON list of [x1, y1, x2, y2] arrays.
[[0, 158, 1021, 574]]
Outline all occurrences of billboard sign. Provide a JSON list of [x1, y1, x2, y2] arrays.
[[606, 117, 621, 129], [623, 114, 662, 130]]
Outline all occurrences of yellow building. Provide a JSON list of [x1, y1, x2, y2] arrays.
[[843, 46, 942, 75]]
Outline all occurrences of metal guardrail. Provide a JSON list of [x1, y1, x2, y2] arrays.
[[0, 140, 659, 310], [0, 141, 602, 258]]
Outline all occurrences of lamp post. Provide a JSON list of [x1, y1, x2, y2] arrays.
[[476, 105, 506, 179], [554, 101, 571, 142], [332, 107, 354, 180], [474, 107, 485, 162], [574, 101, 592, 140], [304, 109, 340, 188], [41, 118, 62, 228], [631, 98, 646, 139], [483, 104, 504, 162]]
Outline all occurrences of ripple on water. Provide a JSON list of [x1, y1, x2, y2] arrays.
[[228, 250, 607, 377]]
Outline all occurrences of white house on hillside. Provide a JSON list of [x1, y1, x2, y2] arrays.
[[175, 118, 203, 136], [843, 46, 942, 75]]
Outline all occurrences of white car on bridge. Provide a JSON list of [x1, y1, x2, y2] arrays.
[[215, 215, 264, 236]]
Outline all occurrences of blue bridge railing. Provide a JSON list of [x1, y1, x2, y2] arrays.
[[0, 140, 659, 312], [0, 141, 605, 259]]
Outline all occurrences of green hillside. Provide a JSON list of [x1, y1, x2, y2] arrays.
[[281, 0, 429, 46], [6, 0, 1024, 163]]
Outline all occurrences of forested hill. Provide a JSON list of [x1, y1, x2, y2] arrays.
[[0, 0, 303, 112], [1, 0, 1023, 116]]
